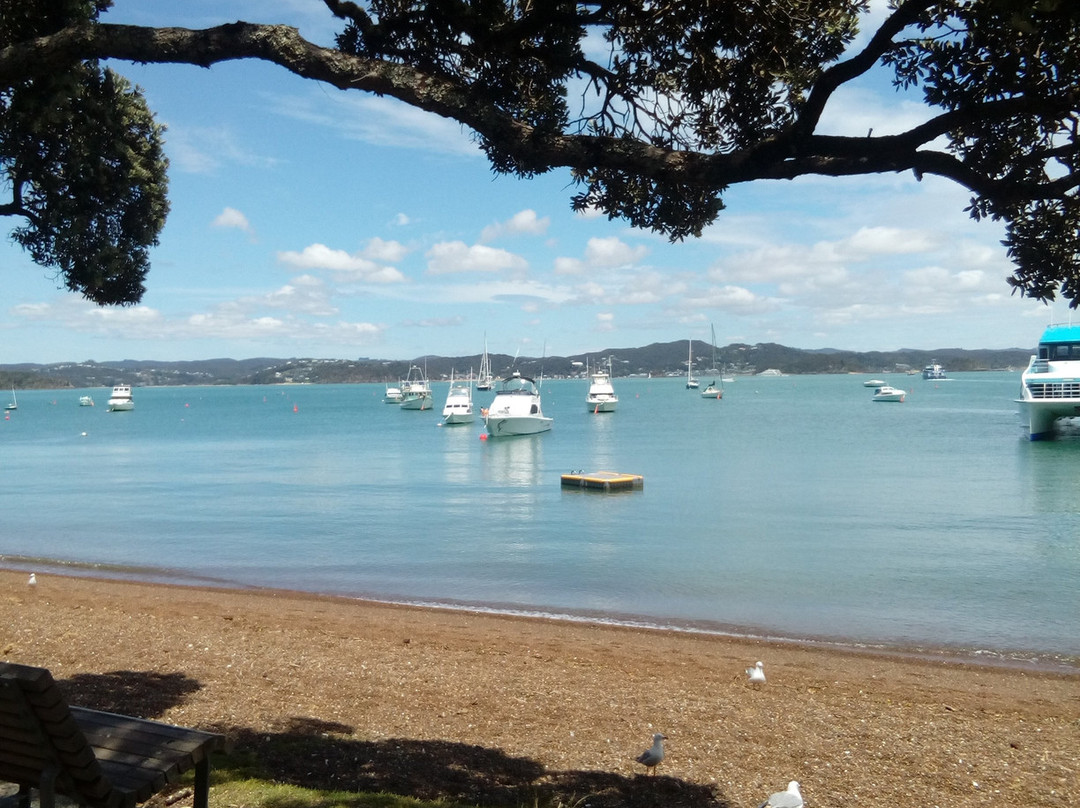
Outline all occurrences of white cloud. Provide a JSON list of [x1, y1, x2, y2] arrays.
[[165, 124, 280, 174], [425, 241, 528, 275], [584, 236, 649, 267], [276, 243, 406, 283], [264, 90, 480, 156], [479, 209, 551, 242], [212, 207, 253, 233], [361, 237, 410, 263]]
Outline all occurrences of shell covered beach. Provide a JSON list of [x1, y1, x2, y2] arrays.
[[2, 571, 1077, 808]]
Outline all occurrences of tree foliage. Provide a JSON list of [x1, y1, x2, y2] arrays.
[[0, 0, 1078, 306], [0, 0, 168, 305]]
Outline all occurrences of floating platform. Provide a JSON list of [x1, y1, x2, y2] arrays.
[[560, 470, 644, 492]]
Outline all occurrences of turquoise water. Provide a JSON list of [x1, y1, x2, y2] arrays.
[[2, 374, 1078, 667]]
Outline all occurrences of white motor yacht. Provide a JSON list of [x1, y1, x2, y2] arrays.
[[871, 385, 905, 402], [1017, 323, 1080, 439], [585, 358, 618, 413], [107, 385, 134, 412], [399, 365, 433, 410], [484, 372, 552, 436], [442, 373, 475, 425]]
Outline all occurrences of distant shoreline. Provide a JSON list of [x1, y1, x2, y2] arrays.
[[1, 344, 1031, 388]]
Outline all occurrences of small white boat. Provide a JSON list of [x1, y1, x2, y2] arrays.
[[399, 365, 433, 410], [585, 357, 618, 413], [872, 385, 905, 402], [383, 383, 403, 403], [1017, 323, 1080, 439], [685, 339, 699, 389], [484, 372, 552, 437], [863, 378, 886, 388], [476, 337, 494, 391], [4, 386, 15, 411], [701, 381, 723, 399], [922, 362, 948, 380], [107, 385, 134, 412], [79, 395, 95, 407], [442, 372, 475, 425]]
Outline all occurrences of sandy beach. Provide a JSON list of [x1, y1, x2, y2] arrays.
[[2, 569, 1077, 808]]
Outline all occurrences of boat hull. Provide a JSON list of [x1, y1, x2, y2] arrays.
[[107, 400, 134, 412], [485, 415, 553, 436], [400, 394, 432, 410], [1016, 324, 1080, 439], [586, 398, 617, 413]]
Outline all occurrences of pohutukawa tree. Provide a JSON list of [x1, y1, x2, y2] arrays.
[[1, 0, 1078, 305]]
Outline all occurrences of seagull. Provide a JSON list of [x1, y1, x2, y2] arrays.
[[758, 781, 803, 808], [635, 732, 666, 775], [746, 660, 766, 684], [27, 573, 36, 588]]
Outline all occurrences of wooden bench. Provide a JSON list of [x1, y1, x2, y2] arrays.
[[0, 663, 225, 808]]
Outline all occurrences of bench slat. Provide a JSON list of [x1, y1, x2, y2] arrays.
[[1, 663, 226, 808]]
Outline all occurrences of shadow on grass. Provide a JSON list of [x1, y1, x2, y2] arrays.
[[56, 671, 727, 808], [225, 726, 726, 808]]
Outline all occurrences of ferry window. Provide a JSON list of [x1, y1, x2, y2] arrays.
[[1040, 346, 1050, 359]]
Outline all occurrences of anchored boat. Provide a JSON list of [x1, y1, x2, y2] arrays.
[[1017, 323, 1080, 439]]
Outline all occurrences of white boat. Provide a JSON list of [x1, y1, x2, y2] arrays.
[[1017, 323, 1080, 439], [922, 362, 948, 380], [484, 371, 552, 436], [383, 383, 403, 403], [399, 365, 433, 410], [476, 337, 494, 391], [871, 385, 906, 402], [4, 386, 15, 411], [758, 368, 784, 377], [79, 395, 95, 407], [441, 372, 475, 425], [863, 378, 886, 388], [585, 357, 618, 413], [701, 381, 723, 399], [685, 340, 699, 389], [107, 385, 134, 412]]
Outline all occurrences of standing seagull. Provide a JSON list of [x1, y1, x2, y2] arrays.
[[758, 781, 803, 808], [746, 660, 766, 684], [27, 573, 37, 588], [635, 732, 667, 775]]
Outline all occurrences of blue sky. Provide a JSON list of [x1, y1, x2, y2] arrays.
[[0, 0, 1062, 364]]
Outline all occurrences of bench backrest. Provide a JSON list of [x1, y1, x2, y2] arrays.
[[0, 662, 114, 806]]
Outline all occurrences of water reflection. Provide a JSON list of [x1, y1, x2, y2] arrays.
[[480, 433, 545, 487]]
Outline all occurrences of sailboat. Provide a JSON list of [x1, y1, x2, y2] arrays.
[[4, 386, 16, 411], [476, 336, 494, 391], [685, 340, 699, 389], [701, 325, 724, 399]]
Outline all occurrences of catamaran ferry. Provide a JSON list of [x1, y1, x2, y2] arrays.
[[1017, 323, 1080, 439]]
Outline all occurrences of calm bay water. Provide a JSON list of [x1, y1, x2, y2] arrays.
[[3, 373, 1078, 667]]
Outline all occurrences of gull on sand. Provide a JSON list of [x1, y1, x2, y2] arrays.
[[758, 781, 803, 808], [27, 573, 36, 587], [635, 732, 666, 774], [746, 660, 766, 683]]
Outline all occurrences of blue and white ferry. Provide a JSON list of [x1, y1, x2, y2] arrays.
[[1017, 323, 1080, 439]]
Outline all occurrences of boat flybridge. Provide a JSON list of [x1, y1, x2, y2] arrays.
[[1017, 323, 1080, 439]]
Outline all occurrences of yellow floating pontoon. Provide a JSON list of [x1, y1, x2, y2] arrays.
[[560, 470, 644, 492]]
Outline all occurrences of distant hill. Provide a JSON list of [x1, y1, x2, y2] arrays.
[[0, 341, 1033, 389]]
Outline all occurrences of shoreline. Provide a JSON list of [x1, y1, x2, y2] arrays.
[[3, 569, 1079, 808], [3, 557, 1078, 674]]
